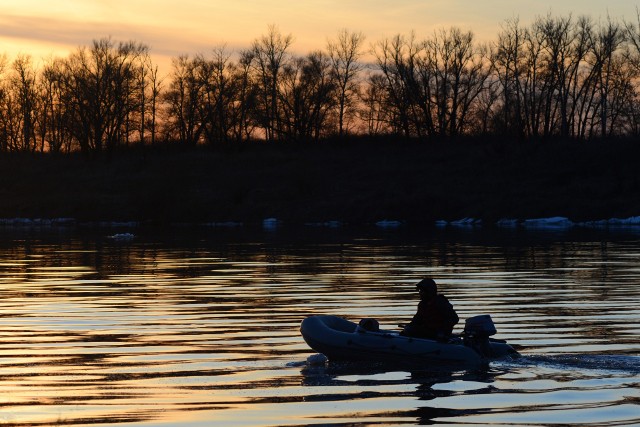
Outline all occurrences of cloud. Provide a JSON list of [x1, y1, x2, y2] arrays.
[[0, 14, 101, 47], [3, 0, 634, 74], [0, 14, 236, 59]]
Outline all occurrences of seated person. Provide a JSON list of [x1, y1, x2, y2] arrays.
[[401, 278, 459, 341]]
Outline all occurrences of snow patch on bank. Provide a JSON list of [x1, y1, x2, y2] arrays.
[[583, 216, 640, 227], [435, 217, 484, 228], [108, 233, 135, 241], [305, 221, 344, 228], [95, 221, 139, 228], [204, 221, 244, 227], [495, 218, 519, 228], [522, 216, 575, 229], [263, 218, 282, 230], [0, 218, 76, 227], [2, 215, 640, 231], [495, 216, 640, 229], [0, 218, 142, 229], [376, 220, 404, 228], [450, 217, 483, 227], [435, 216, 640, 230]]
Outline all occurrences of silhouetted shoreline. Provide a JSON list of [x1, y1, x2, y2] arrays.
[[2, 139, 639, 228], [5, 16, 640, 158]]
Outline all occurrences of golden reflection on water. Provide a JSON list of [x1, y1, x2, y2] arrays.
[[0, 229, 637, 425]]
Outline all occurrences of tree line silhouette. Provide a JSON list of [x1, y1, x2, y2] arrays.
[[3, 13, 640, 155]]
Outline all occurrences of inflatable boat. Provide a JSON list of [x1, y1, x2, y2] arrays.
[[300, 315, 519, 369]]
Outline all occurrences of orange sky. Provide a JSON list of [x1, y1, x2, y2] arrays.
[[1, 0, 638, 73]]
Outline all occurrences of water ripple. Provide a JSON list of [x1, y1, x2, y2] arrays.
[[0, 230, 637, 425]]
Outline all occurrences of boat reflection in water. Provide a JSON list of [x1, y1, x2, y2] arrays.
[[299, 349, 522, 426]]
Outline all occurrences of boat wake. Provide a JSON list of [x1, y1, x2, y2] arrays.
[[500, 353, 640, 374]]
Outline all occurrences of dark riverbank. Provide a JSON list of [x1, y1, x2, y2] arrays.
[[1, 139, 639, 227]]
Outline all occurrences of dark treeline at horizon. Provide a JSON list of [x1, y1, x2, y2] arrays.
[[3, 13, 640, 156]]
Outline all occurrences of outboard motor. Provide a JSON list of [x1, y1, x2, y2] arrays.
[[463, 315, 497, 358]]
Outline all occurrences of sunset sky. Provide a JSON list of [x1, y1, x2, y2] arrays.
[[0, 0, 638, 71]]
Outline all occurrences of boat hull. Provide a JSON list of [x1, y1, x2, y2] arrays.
[[300, 315, 518, 369]]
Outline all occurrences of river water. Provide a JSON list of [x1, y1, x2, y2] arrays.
[[0, 226, 638, 426]]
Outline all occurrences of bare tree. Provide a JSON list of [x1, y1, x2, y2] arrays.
[[136, 52, 151, 145], [0, 54, 17, 152], [470, 68, 501, 135], [304, 50, 337, 140], [327, 29, 365, 137], [425, 27, 492, 137], [9, 55, 39, 152], [492, 17, 526, 138], [359, 72, 393, 136], [279, 55, 306, 140], [201, 45, 236, 144], [251, 25, 294, 141], [57, 38, 148, 154], [132, 52, 163, 147], [520, 19, 550, 138], [4, 13, 640, 154], [231, 49, 258, 141], [371, 33, 420, 138], [38, 57, 69, 152], [279, 51, 335, 141], [164, 54, 206, 146], [589, 17, 626, 137], [371, 29, 491, 140], [146, 60, 163, 145], [492, 16, 598, 139], [540, 15, 576, 137]]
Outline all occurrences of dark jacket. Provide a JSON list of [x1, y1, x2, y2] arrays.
[[402, 294, 459, 340]]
